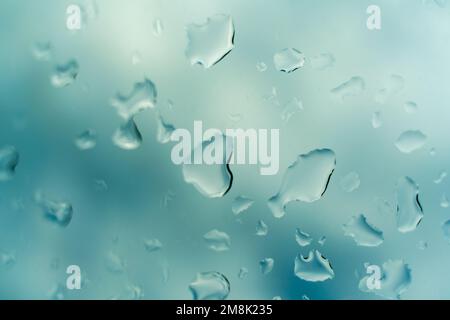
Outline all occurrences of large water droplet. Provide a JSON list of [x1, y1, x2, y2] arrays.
[[112, 118, 143, 150], [0, 146, 19, 181], [395, 130, 427, 153], [331, 77, 365, 101], [144, 238, 163, 253], [35, 192, 73, 227], [359, 260, 412, 299], [259, 258, 274, 275], [256, 220, 269, 236], [231, 196, 254, 215], [182, 134, 234, 198], [294, 250, 335, 282], [32, 41, 52, 61], [395, 177, 423, 233], [51, 60, 79, 88], [185, 14, 234, 68], [268, 149, 336, 218], [111, 79, 157, 120], [156, 114, 176, 144], [203, 229, 231, 252], [189, 272, 230, 300], [74, 129, 97, 150], [273, 48, 305, 73], [295, 228, 313, 247], [340, 171, 360, 193], [310, 53, 335, 70], [343, 214, 384, 247]]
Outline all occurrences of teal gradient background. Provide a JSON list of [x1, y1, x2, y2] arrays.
[[0, 0, 450, 299]]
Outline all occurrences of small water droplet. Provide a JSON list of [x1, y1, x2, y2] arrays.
[[112, 118, 143, 150], [120, 284, 144, 300], [32, 41, 52, 61], [144, 238, 163, 252], [35, 191, 73, 227], [294, 250, 335, 282], [203, 229, 231, 252], [0, 251, 16, 267], [256, 61, 267, 72], [268, 149, 336, 218], [51, 60, 79, 88], [0, 146, 19, 181], [111, 79, 157, 120], [185, 14, 234, 68], [156, 114, 176, 144], [310, 53, 335, 70], [272, 296, 282, 300], [340, 171, 360, 193], [359, 260, 411, 299], [131, 51, 142, 65], [295, 228, 313, 247], [232, 196, 254, 215], [94, 179, 108, 192], [281, 97, 303, 122], [182, 134, 234, 198], [318, 236, 327, 246], [430, 148, 437, 156], [441, 194, 449, 208], [372, 111, 383, 129], [256, 220, 269, 236], [375, 74, 405, 104], [105, 251, 126, 273], [259, 258, 274, 275], [189, 272, 230, 300], [434, 171, 447, 184], [238, 267, 248, 279], [343, 214, 384, 247], [395, 130, 427, 153], [331, 77, 365, 101], [417, 240, 428, 250], [442, 220, 450, 241], [152, 18, 164, 37], [404, 101, 418, 114], [273, 48, 305, 73], [395, 177, 423, 233], [74, 129, 97, 150]]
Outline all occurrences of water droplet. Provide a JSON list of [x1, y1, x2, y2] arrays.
[[418, 240, 428, 250], [302, 294, 311, 300], [105, 251, 126, 273], [0, 146, 19, 181], [94, 179, 108, 192], [182, 134, 234, 198], [268, 149, 336, 218], [35, 192, 73, 227], [395, 177, 423, 233], [331, 77, 365, 101], [340, 171, 360, 193], [273, 296, 282, 300], [144, 238, 163, 252], [295, 228, 313, 247], [32, 41, 52, 61], [281, 97, 303, 122], [375, 74, 405, 104], [273, 48, 305, 73], [310, 53, 335, 70], [0, 251, 16, 267], [152, 18, 164, 37], [343, 214, 384, 247], [231, 196, 254, 215], [189, 272, 230, 300], [203, 229, 231, 252], [120, 284, 144, 300], [238, 267, 248, 280], [131, 51, 142, 65], [51, 60, 79, 88], [359, 260, 412, 299], [156, 114, 176, 144], [441, 194, 449, 208], [372, 111, 383, 129], [430, 148, 437, 156], [404, 101, 418, 114], [256, 61, 267, 72], [294, 250, 335, 282], [259, 258, 274, 275], [434, 171, 447, 184], [318, 236, 327, 246], [256, 220, 269, 236], [112, 118, 143, 150], [111, 79, 157, 120], [395, 130, 427, 153], [74, 129, 97, 150], [185, 14, 234, 68]]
